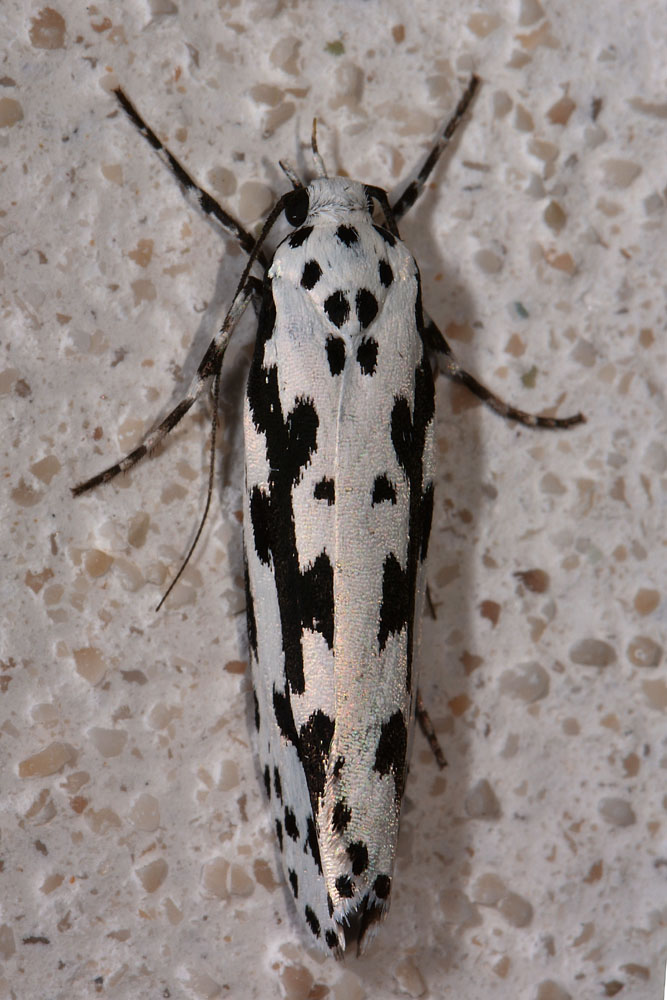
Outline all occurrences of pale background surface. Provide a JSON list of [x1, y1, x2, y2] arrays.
[[2, 1, 665, 998]]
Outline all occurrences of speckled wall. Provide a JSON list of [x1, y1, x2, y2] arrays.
[[2, 1, 665, 998]]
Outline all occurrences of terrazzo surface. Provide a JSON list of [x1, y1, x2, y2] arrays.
[[1, 1, 665, 997]]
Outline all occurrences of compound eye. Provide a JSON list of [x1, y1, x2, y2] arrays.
[[284, 187, 310, 227]]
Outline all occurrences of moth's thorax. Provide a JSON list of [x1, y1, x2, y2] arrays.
[[269, 192, 418, 349], [303, 176, 369, 222]]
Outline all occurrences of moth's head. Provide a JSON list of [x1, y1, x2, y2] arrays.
[[283, 177, 373, 226]]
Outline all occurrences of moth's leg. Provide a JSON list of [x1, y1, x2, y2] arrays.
[[417, 589, 447, 769], [113, 88, 268, 267], [391, 74, 480, 222], [425, 583, 437, 622], [424, 315, 585, 430], [416, 691, 447, 770], [368, 73, 478, 236], [72, 276, 263, 496]]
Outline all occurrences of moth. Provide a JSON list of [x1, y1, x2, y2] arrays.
[[73, 76, 584, 956]]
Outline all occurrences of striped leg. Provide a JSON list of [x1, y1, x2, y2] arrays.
[[423, 317, 585, 430], [416, 691, 447, 770], [113, 88, 268, 266], [391, 74, 480, 221], [386, 75, 584, 431], [74, 85, 276, 498], [72, 276, 262, 496]]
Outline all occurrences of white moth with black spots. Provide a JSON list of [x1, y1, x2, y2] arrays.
[[73, 76, 584, 958], [245, 179, 436, 952]]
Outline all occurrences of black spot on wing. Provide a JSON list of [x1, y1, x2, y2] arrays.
[[326, 335, 346, 375], [390, 396, 415, 472], [378, 552, 410, 653], [421, 482, 434, 562], [252, 690, 260, 732], [356, 336, 378, 376], [333, 755, 345, 777], [289, 869, 298, 898], [247, 345, 320, 696], [314, 477, 335, 505], [304, 905, 321, 938], [255, 275, 277, 350], [373, 874, 391, 899], [327, 894, 334, 917], [244, 558, 257, 656], [275, 818, 284, 851], [273, 766, 283, 803], [273, 684, 299, 748], [284, 807, 299, 841], [347, 841, 369, 876], [373, 224, 396, 247], [372, 474, 397, 506], [332, 800, 351, 834], [412, 351, 436, 431], [325, 929, 338, 949], [263, 765, 271, 798], [392, 368, 435, 485], [300, 551, 334, 648], [378, 259, 394, 287], [391, 356, 435, 472], [336, 874, 355, 898], [336, 224, 359, 246], [324, 291, 350, 329], [373, 710, 408, 801], [299, 709, 334, 809], [306, 816, 323, 874], [301, 259, 322, 290], [356, 288, 378, 329], [249, 486, 272, 565], [414, 267, 426, 336], [286, 399, 319, 483], [288, 225, 313, 248], [387, 356, 436, 689]]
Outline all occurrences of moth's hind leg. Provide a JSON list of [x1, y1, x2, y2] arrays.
[[72, 275, 263, 496], [424, 317, 585, 430], [416, 691, 447, 770]]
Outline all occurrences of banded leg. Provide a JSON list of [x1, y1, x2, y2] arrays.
[[391, 74, 480, 222], [416, 691, 447, 770], [387, 75, 584, 430], [417, 588, 447, 769], [82, 86, 294, 494], [423, 317, 585, 429], [113, 88, 268, 268], [72, 276, 262, 497]]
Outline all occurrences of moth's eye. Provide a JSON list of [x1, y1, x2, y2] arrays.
[[284, 187, 310, 227]]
